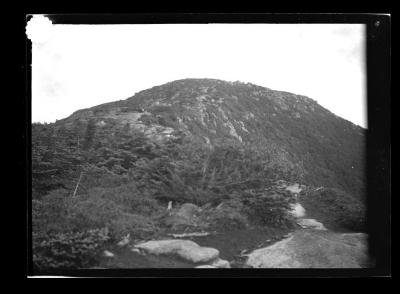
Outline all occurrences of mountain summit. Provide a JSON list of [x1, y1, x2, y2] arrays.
[[55, 78, 365, 199]]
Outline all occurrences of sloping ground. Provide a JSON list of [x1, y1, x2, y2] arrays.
[[245, 186, 371, 268], [97, 227, 291, 268], [245, 230, 370, 268], [98, 245, 195, 268], [96, 184, 370, 269]]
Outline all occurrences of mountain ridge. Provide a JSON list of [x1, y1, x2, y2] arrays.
[[53, 78, 366, 199]]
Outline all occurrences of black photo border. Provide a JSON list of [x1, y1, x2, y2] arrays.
[[20, 13, 391, 278]]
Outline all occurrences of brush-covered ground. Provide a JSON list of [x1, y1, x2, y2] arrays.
[[31, 120, 366, 271]]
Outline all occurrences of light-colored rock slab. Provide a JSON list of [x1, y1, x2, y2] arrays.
[[103, 250, 115, 257], [246, 231, 370, 268], [179, 246, 219, 264], [135, 239, 219, 264], [290, 203, 306, 218], [297, 218, 327, 230], [211, 258, 231, 268]]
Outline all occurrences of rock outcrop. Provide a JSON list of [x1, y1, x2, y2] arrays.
[[245, 230, 370, 268], [134, 239, 219, 264], [297, 218, 327, 230]]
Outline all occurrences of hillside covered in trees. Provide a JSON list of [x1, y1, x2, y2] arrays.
[[31, 79, 366, 270]]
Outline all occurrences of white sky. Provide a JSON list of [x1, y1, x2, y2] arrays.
[[28, 18, 367, 127]]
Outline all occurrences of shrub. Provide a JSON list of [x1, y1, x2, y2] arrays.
[[108, 212, 158, 241], [32, 189, 73, 234], [86, 184, 162, 216], [299, 187, 366, 231], [203, 199, 249, 230], [33, 227, 110, 270], [241, 188, 296, 228], [66, 196, 125, 233]]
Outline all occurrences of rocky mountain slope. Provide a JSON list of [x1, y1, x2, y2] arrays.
[[55, 78, 366, 199]]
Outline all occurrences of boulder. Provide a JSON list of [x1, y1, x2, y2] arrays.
[[131, 248, 143, 254], [211, 258, 231, 268], [103, 250, 115, 257], [246, 230, 370, 268], [163, 203, 201, 228], [164, 215, 194, 228], [135, 239, 220, 264], [297, 218, 327, 230], [290, 203, 306, 218], [176, 203, 201, 219], [179, 245, 219, 264], [117, 233, 131, 247]]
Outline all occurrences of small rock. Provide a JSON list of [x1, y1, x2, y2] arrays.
[[177, 203, 201, 218], [131, 248, 142, 254], [117, 233, 131, 247], [103, 250, 114, 257], [211, 258, 231, 268], [171, 232, 210, 238]]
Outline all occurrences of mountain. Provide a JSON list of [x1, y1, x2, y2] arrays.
[[53, 78, 365, 199]]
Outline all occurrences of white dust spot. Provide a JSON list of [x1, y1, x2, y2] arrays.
[[26, 15, 54, 45]]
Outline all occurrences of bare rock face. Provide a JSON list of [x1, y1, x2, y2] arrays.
[[245, 230, 370, 268], [134, 239, 219, 264]]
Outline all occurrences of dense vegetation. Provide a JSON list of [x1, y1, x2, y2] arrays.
[[298, 187, 366, 232], [31, 120, 297, 270], [31, 78, 366, 270]]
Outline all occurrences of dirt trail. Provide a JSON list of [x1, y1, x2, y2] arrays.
[[245, 185, 371, 268]]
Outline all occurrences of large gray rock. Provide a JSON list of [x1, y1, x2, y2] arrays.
[[297, 218, 327, 230], [163, 203, 201, 228], [135, 239, 219, 264], [176, 203, 201, 219], [178, 245, 220, 264], [210, 258, 231, 268], [246, 230, 370, 268], [290, 203, 306, 218]]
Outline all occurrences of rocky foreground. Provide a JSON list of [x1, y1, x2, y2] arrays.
[[97, 185, 371, 269], [245, 230, 369, 268]]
